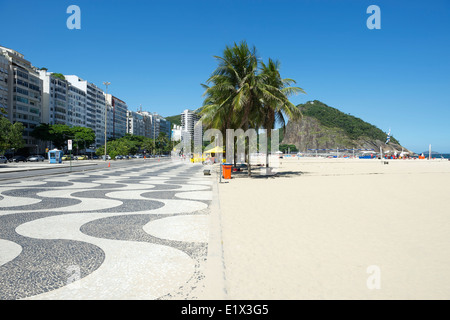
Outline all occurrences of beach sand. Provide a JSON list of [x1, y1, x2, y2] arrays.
[[212, 157, 450, 299]]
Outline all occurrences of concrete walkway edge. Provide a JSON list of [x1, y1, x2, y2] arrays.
[[201, 168, 228, 299]]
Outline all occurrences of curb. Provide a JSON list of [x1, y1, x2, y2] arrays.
[[201, 166, 228, 299], [0, 162, 99, 174]]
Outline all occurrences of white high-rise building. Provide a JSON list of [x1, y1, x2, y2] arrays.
[[65, 75, 112, 149], [39, 70, 69, 125], [67, 84, 86, 127], [181, 109, 202, 145], [126, 110, 145, 137]]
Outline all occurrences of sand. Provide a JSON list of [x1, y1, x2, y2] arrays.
[[212, 157, 450, 299]]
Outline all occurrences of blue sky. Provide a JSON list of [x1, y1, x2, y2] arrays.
[[1, 0, 449, 152]]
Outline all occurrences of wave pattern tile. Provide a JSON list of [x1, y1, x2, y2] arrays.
[[0, 161, 212, 300]]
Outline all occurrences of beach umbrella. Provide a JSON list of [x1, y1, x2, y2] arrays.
[[204, 146, 224, 153]]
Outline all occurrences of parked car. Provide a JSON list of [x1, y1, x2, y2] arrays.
[[0, 156, 7, 164], [61, 155, 74, 161], [92, 155, 99, 160], [27, 155, 45, 162], [115, 155, 123, 160], [9, 155, 27, 162], [75, 155, 88, 160]]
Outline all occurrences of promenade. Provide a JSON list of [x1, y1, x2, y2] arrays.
[[0, 159, 213, 299]]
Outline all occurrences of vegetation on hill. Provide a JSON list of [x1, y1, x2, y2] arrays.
[[298, 100, 399, 144], [165, 114, 181, 126]]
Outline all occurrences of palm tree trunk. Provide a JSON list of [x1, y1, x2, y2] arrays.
[[266, 129, 271, 168]]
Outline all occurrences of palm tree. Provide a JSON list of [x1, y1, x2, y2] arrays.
[[199, 41, 260, 175], [259, 58, 305, 166], [199, 41, 305, 175]]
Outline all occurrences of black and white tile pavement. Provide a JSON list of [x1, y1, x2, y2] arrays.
[[0, 160, 213, 300]]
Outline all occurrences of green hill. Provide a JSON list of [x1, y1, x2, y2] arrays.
[[282, 100, 410, 152], [299, 100, 399, 144]]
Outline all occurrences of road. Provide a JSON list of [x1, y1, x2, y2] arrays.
[[0, 158, 166, 181], [0, 158, 215, 300]]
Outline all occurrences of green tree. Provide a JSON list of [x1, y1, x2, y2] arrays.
[[0, 117, 25, 154], [279, 144, 298, 153], [107, 140, 130, 159], [72, 126, 96, 152], [31, 123, 72, 149], [155, 132, 170, 154], [142, 137, 155, 155], [32, 124, 95, 152]]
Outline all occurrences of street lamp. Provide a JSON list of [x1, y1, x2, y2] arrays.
[[153, 113, 156, 156], [103, 81, 110, 161]]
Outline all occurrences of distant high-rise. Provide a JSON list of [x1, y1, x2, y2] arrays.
[[127, 110, 145, 137], [181, 109, 202, 145], [105, 94, 128, 139], [132, 110, 171, 140]]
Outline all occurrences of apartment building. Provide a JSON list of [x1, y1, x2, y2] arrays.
[[157, 114, 172, 139], [127, 110, 145, 137], [127, 110, 172, 140], [65, 75, 113, 149], [105, 94, 127, 139], [39, 70, 69, 125], [181, 109, 202, 145], [67, 84, 86, 127], [0, 45, 43, 153], [0, 54, 8, 114]]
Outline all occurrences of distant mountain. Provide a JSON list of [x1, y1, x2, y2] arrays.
[[282, 100, 412, 153]]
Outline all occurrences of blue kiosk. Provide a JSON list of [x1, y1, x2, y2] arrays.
[[48, 149, 63, 164]]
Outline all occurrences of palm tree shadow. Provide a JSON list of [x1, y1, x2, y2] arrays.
[[231, 167, 305, 179]]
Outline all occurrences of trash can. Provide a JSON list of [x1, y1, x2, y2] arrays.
[[222, 163, 232, 179]]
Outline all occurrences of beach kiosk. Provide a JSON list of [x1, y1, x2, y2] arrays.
[[48, 149, 63, 164], [204, 146, 225, 163]]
